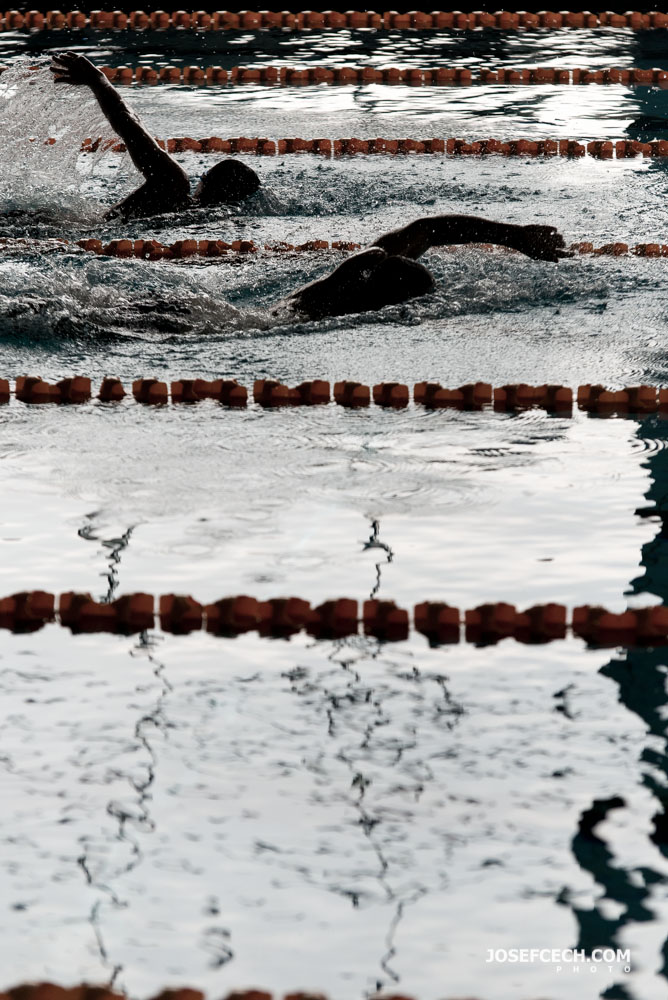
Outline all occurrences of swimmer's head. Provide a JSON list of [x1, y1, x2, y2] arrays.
[[357, 252, 435, 310], [193, 159, 261, 206], [308, 248, 434, 317]]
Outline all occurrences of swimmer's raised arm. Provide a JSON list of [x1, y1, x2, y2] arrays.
[[371, 215, 570, 263], [50, 52, 189, 211]]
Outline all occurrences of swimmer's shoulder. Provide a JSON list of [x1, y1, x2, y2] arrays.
[[105, 180, 194, 221]]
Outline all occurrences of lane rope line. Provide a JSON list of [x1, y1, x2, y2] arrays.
[[3, 378, 667, 414], [75, 237, 668, 258], [2, 591, 665, 646], [20, 64, 668, 87], [69, 136, 668, 158], [2, 10, 668, 31], [5, 236, 668, 261]]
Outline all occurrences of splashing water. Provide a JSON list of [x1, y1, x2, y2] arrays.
[[0, 59, 137, 220]]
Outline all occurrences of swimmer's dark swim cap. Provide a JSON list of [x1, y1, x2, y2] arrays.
[[194, 159, 261, 205], [368, 254, 435, 307], [338, 253, 435, 314]]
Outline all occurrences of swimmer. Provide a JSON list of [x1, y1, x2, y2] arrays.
[[275, 214, 570, 320], [49, 51, 260, 220]]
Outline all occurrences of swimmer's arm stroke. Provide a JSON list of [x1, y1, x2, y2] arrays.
[[49, 52, 189, 194], [371, 215, 571, 263]]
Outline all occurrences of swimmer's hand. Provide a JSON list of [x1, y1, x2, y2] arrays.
[[50, 52, 105, 88], [516, 225, 572, 262]]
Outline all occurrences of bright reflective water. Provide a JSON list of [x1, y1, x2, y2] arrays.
[[1, 26, 668, 1000]]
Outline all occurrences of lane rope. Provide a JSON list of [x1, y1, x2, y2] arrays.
[[77, 236, 362, 256], [2, 11, 668, 31], [74, 237, 668, 258], [18, 64, 668, 87], [1, 590, 664, 646], [3, 378, 667, 414], [4, 236, 668, 261], [71, 137, 668, 158]]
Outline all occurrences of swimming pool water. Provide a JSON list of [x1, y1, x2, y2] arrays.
[[2, 23, 668, 1000]]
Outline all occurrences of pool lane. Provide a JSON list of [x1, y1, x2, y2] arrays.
[[2, 25, 668, 1000]]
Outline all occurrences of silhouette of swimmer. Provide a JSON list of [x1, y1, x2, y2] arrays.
[[50, 51, 261, 220], [275, 214, 571, 320]]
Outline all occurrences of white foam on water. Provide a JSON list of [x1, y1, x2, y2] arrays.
[[0, 253, 273, 341], [0, 59, 138, 220]]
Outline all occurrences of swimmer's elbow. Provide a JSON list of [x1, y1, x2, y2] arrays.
[[173, 164, 191, 192]]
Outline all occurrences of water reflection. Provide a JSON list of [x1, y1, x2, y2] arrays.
[[74, 511, 174, 986], [562, 409, 668, 991], [361, 519, 393, 600], [78, 514, 136, 602], [623, 31, 668, 137], [292, 629, 465, 994], [3, 28, 666, 70]]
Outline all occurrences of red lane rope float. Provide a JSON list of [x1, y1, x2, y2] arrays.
[[37, 65, 668, 87], [4, 11, 668, 31], [2, 590, 667, 647], [73, 136, 668, 158], [3, 378, 668, 415]]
